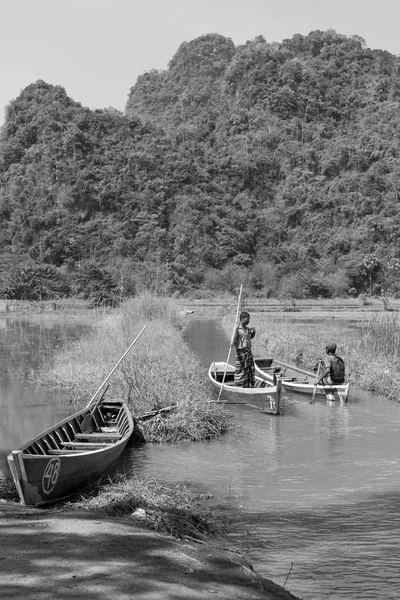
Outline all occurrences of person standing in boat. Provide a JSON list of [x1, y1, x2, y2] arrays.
[[231, 311, 256, 387], [315, 342, 345, 385]]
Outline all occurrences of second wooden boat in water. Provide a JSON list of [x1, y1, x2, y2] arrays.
[[208, 361, 282, 414], [254, 357, 350, 402]]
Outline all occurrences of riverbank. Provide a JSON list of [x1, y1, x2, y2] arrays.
[[0, 501, 299, 600]]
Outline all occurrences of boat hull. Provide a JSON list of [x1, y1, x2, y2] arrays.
[[254, 358, 350, 402], [208, 361, 282, 413], [7, 399, 134, 507]]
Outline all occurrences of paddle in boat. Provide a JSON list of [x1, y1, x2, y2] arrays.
[[254, 357, 350, 403], [208, 361, 282, 414], [7, 397, 134, 507]]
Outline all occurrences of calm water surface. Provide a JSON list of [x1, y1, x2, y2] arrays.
[[1, 316, 400, 599], [130, 319, 400, 600], [0, 315, 91, 474]]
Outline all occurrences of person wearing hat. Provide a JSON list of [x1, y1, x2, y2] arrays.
[[315, 342, 345, 385]]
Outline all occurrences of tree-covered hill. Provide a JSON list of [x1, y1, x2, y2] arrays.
[[1, 30, 400, 301]]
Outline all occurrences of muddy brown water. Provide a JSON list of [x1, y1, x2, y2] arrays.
[[1, 316, 400, 600]]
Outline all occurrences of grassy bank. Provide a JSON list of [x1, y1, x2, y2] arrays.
[[26, 293, 233, 536], [59, 474, 225, 540], [221, 309, 400, 403], [36, 293, 232, 442]]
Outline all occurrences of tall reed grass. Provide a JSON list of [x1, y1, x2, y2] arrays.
[[37, 293, 231, 442], [351, 312, 400, 400], [358, 313, 400, 359]]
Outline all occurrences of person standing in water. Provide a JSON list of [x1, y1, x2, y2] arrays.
[[315, 342, 345, 385], [231, 311, 256, 387]]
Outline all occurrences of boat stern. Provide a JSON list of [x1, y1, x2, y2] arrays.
[[7, 450, 32, 506]]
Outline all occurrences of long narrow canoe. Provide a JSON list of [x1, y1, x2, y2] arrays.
[[254, 357, 350, 402], [7, 398, 134, 507], [208, 361, 282, 414]]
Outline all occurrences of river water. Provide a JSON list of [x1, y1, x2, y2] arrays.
[[131, 319, 400, 600], [1, 316, 400, 599], [0, 315, 91, 474]]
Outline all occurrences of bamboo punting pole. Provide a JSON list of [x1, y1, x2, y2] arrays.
[[217, 285, 243, 402]]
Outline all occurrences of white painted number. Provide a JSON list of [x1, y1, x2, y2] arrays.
[[42, 458, 61, 494]]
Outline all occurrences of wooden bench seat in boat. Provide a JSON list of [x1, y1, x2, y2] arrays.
[[47, 448, 86, 454], [74, 432, 122, 441], [61, 441, 115, 450]]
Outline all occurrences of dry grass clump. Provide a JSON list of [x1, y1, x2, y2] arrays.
[[119, 292, 181, 327], [350, 313, 400, 401], [61, 474, 224, 539], [0, 475, 19, 502], [358, 312, 400, 359], [141, 401, 230, 443]]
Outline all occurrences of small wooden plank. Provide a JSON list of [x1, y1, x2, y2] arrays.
[[48, 449, 84, 454], [273, 359, 315, 377], [61, 441, 112, 449], [74, 432, 122, 440], [101, 401, 124, 409]]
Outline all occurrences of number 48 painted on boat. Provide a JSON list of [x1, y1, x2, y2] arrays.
[[42, 458, 61, 494]]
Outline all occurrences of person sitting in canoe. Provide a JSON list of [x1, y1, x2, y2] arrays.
[[315, 342, 345, 386], [231, 311, 256, 387]]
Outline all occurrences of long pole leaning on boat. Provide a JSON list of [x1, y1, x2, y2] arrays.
[[217, 284, 243, 402], [85, 324, 148, 408]]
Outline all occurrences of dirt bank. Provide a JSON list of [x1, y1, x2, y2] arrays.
[[0, 501, 299, 600]]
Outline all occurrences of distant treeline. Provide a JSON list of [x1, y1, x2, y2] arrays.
[[1, 29, 400, 302]]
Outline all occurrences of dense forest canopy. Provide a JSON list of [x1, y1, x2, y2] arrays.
[[1, 29, 400, 302]]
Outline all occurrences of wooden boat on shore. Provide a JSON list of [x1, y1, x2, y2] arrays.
[[7, 398, 134, 507], [254, 358, 350, 402], [208, 361, 282, 414]]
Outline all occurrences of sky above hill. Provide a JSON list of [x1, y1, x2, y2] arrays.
[[1, 0, 400, 127]]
